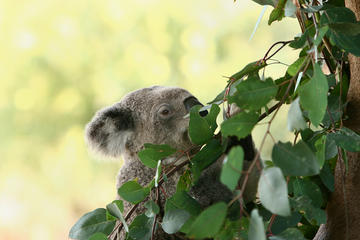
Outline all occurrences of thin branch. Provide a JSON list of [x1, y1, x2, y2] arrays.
[[151, 188, 160, 240], [262, 41, 292, 62]]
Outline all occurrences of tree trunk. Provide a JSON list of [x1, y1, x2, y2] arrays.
[[314, 1, 360, 239]]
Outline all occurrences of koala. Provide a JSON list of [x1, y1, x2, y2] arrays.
[[85, 86, 260, 239]]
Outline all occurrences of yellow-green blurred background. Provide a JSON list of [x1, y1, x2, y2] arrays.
[[0, 0, 300, 239]]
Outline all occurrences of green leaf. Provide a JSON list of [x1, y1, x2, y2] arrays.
[[259, 167, 290, 216], [322, 94, 343, 128], [220, 146, 244, 191], [189, 105, 213, 145], [287, 57, 306, 77], [328, 127, 360, 152], [315, 135, 326, 168], [292, 196, 326, 225], [138, 144, 176, 168], [272, 141, 320, 176], [269, 228, 306, 240], [165, 191, 202, 234], [320, 7, 357, 24], [299, 63, 328, 126], [251, 0, 278, 7], [289, 30, 309, 49], [221, 112, 259, 139], [176, 170, 192, 192], [128, 214, 154, 240], [293, 178, 323, 207], [313, 26, 329, 46], [287, 98, 307, 132], [328, 22, 360, 36], [204, 104, 220, 132], [144, 200, 160, 218], [229, 77, 278, 111], [69, 208, 116, 240], [325, 136, 338, 160], [162, 209, 191, 234], [165, 191, 202, 216], [89, 232, 108, 240], [106, 200, 128, 232], [268, 0, 286, 25], [320, 7, 360, 56], [248, 209, 266, 240], [215, 219, 242, 240], [319, 161, 335, 192], [118, 181, 149, 204], [284, 0, 296, 17], [270, 212, 302, 234], [191, 139, 223, 181], [187, 202, 227, 239], [230, 61, 267, 81]]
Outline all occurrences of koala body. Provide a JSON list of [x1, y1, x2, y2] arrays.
[[85, 86, 260, 239]]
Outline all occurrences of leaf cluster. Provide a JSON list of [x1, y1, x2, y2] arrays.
[[69, 1, 360, 239]]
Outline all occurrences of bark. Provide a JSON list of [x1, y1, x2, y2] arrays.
[[314, 1, 360, 239]]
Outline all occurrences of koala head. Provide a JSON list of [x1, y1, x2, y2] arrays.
[[85, 86, 203, 161]]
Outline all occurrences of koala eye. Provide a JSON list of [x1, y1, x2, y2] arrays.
[[157, 105, 173, 119], [161, 109, 170, 115]]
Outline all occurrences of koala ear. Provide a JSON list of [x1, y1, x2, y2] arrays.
[[85, 105, 135, 157]]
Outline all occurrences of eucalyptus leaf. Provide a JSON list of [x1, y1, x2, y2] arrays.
[[162, 209, 191, 234], [144, 200, 160, 218], [118, 181, 149, 204], [315, 135, 326, 168], [165, 191, 202, 216], [69, 208, 116, 240], [287, 98, 307, 132], [259, 167, 290, 216], [268, 0, 286, 25], [189, 105, 213, 145], [204, 104, 220, 132], [220, 146, 244, 191], [284, 0, 296, 17], [320, 7, 360, 56], [319, 162, 335, 192], [106, 201, 128, 232], [165, 191, 202, 234], [272, 141, 320, 176], [299, 63, 328, 126], [328, 127, 360, 152], [138, 144, 176, 168], [128, 214, 154, 240], [191, 139, 223, 181], [269, 228, 306, 240], [287, 57, 306, 77], [187, 202, 227, 239], [292, 196, 326, 225], [228, 77, 277, 111], [270, 212, 302, 234], [293, 178, 323, 208], [89, 233, 108, 240], [251, 0, 277, 7], [248, 209, 266, 240], [230, 61, 267, 81], [221, 112, 259, 139]]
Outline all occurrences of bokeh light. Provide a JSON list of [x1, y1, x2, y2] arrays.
[[0, 0, 300, 239]]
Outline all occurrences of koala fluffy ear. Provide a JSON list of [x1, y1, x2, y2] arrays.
[[85, 105, 135, 158]]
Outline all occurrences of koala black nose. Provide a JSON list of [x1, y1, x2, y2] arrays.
[[183, 96, 208, 116]]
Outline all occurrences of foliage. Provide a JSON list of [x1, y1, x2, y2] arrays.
[[70, 1, 360, 239]]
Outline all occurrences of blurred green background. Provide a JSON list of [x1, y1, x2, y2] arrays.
[[0, 0, 300, 239]]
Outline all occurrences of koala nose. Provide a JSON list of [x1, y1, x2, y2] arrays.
[[183, 96, 208, 116]]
